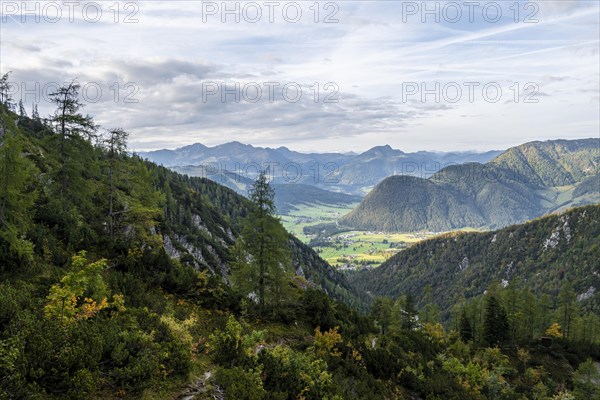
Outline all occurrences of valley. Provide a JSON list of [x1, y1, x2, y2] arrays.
[[158, 139, 599, 265], [0, 94, 599, 399], [3, 1, 599, 397], [311, 230, 435, 269], [279, 202, 465, 268], [279, 202, 357, 241]]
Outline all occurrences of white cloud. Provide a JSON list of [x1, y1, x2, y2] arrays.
[[0, 0, 598, 152]]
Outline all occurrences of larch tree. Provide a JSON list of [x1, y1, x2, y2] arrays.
[[557, 282, 577, 339], [0, 72, 14, 110], [231, 170, 291, 314], [420, 284, 441, 325], [48, 80, 97, 201], [104, 128, 129, 240]]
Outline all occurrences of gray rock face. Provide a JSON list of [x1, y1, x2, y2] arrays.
[[162, 234, 207, 271], [577, 286, 596, 302], [458, 256, 469, 271]]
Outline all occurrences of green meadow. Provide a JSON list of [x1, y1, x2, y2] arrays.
[[279, 202, 442, 268]]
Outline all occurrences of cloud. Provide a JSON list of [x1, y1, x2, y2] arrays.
[[0, 0, 598, 152]]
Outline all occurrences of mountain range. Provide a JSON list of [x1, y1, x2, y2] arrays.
[[139, 142, 502, 196], [166, 165, 361, 215], [2, 96, 599, 399], [340, 138, 599, 231]]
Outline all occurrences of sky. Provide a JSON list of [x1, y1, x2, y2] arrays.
[[1, 0, 599, 153]]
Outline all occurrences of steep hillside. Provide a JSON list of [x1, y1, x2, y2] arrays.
[[0, 106, 362, 309], [172, 163, 254, 195], [272, 184, 362, 215], [491, 138, 599, 187], [573, 173, 600, 199], [347, 205, 600, 316], [339, 175, 486, 231], [2, 101, 599, 400], [340, 139, 599, 231], [167, 166, 362, 216], [156, 170, 364, 308]]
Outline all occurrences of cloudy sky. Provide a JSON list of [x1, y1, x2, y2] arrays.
[[1, 0, 598, 152]]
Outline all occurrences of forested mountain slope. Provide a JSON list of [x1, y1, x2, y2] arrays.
[[340, 139, 599, 231], [348, 204, 600, 316], [1, 83, 599, 400], [167, 165, 362, 216], [0, 103, 361, 308], [271, 184, 362, 214], [491, 138, 599, 187]]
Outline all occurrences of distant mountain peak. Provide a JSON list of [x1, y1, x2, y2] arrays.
[[362, 144, 404, 157], [219, 141, 253, 148], [180, 142, 208, 152], [340, 138, 599, 232]]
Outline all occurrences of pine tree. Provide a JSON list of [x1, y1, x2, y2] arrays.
[[483, 295, 510, 346]]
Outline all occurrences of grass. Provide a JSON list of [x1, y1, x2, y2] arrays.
[[538, 183, 599, 213], [278, 202, 439, 268], [314, 230, 437, 268], [279, 202, 358, 242], [280, 202, 484, 269]]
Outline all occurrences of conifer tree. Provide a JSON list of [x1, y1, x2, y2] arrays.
[[104, 128, 129, 240], [371, 296, 393, 334], [31, 103, 40, 122], [18, 100, 26, 118], [0, 72, 14, 110], [483, 295, 510, 346], [231, 170, 291, 314], [558, 282, 577, 339], [0, 103, 37, 267], [420, 285, 441, 324], [459, 309, 473, 342], [401, 293, 417, 330], [48, 80, 97, 200]]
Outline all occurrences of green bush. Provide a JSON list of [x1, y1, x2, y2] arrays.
[[216, 366, 266, 400]]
